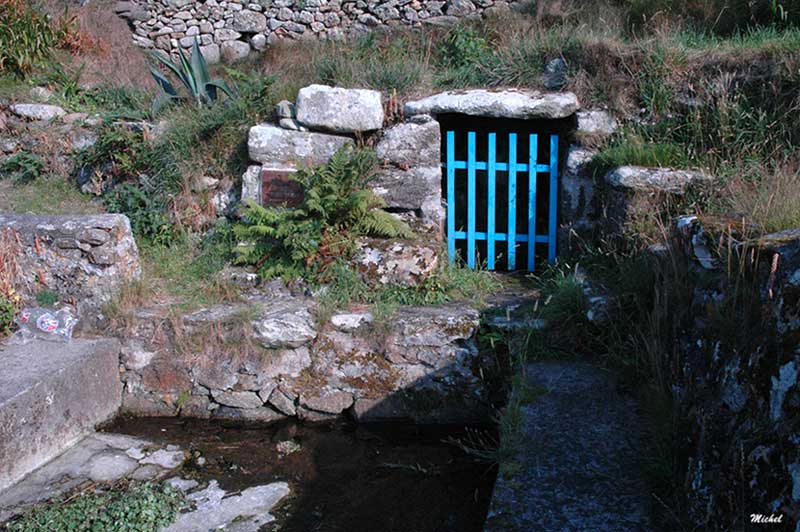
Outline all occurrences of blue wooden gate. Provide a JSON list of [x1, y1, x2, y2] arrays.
[[444, 131, 559, 271]]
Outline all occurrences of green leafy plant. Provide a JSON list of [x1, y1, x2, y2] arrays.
[[0, 152, 45, 184], [0, 294, 17, 336], [7, 482, 184, 532], [234, 148, 413, 281], [149, 38, 235, 113], [105, 184, 174, 244]]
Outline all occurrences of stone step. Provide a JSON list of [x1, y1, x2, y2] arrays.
[[484, 362, 651, 531], [0, 338, 122, 493]]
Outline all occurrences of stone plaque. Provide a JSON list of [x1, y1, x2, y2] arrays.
[[261, 168, 304, 208]]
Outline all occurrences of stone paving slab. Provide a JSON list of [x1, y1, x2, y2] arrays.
[[0, 432, 183, 523], [0, 338, 122, 492], [484, 362, 651, 532]]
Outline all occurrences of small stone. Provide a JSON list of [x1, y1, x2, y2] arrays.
[[276, 440, 301, 455], [211, 389, 265, 408], [87, 451, 139, 482], [250, 33, 267, 50], [330, 312, 373, 331], [140, 449, 185, 469], [278, 117, 308, 131], [29, 86, 53, 102], [542, 57, 568, 90]]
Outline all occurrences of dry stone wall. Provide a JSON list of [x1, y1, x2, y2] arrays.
[[115, 0, 519, 63]]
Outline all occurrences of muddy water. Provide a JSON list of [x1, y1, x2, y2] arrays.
[[104, 417, 497, 532]]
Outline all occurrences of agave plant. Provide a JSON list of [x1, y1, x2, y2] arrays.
[[148, 38, 234, 113]]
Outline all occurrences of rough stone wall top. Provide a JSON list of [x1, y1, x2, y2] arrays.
[[0, 214, 140, 315], [119, 0, 520, 64], [404, 89, 580, 119]]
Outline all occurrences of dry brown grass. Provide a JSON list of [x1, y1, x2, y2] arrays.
[[38, 0, 154, 89], [722, 159, 800, 234]]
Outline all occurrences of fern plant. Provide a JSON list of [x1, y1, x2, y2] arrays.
[[234, 148, 413, 281]]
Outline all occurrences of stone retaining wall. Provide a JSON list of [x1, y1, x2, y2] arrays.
[[115, 0, 519, 63], [0, 215, 141, 317], [116, 290, 490, 423]]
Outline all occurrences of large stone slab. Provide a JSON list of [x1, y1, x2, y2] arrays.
[[404, 89, 579, 119], [0, 215, 141, 316], [0, 339, 122, 493], [248, 124, 352, 166], [295, 84, 384, 133], [604, 166, 711, 194], [484, 362, 650, 531]]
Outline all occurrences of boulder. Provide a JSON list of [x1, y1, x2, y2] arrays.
[[248, 123, 352, 166], [404, 89, 579, 119], [604, 166, 711, 195], [446, 0, 476, 16], [295, 84, 384, 133], [577, 110, 618, 139], [220, 40, 251, 62], [354, 237, 439, 287], [370, 166, 443, 223], [230, 10, 268, 32], [251, 298, 317, 348], [199, 43, 220, 65], [374, 115, 440, 167], [9, 104, 66, 122]]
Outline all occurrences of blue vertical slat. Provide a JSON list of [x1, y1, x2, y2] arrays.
[[527, 134, 538, 271], [507, 133, 517, 270], [446, 131, 456, 263], [487, 133, 497, 271], [548, 134, 559, 263], [467, 131, 477, 269]]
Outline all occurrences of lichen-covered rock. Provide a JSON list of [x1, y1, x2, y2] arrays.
[[295, 84, 384, 133], [605, 166, 710, 194], [404, 89, 579, 119], [354, 237, 439, 287], [576, 109, 618, 139], [9, 104, 66, 122], [251, 298, 317, 348], [248, 123, 352, 166], [0, 214, 140, 316], [374, 115, 440, 167]]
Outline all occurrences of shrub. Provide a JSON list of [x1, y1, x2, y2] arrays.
[[105, 184, 174, 244], [0, 152, 45, 184], [234, 148, 413, 281], [149, 39, 234, 114], [6, 482, 184, 532]]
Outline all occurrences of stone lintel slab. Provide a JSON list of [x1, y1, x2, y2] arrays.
[[404, 89, 580, 120]]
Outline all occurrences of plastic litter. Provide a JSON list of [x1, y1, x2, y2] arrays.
[[9, 307, 78, 344]]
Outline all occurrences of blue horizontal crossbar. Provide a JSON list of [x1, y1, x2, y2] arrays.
[[452, 231, 550, 244], [442, 161, 552, 174]]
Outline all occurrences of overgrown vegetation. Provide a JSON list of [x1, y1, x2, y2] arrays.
[[235, 148, 413, 281], [0, 228, 22, 337], [6, 482, 184, 532], [0, 152, 45, 184]]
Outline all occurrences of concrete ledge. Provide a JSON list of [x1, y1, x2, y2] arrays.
[[0, 338, 122, 493]]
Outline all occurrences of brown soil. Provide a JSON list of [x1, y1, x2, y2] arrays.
[[104, 416, 498, 532]]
